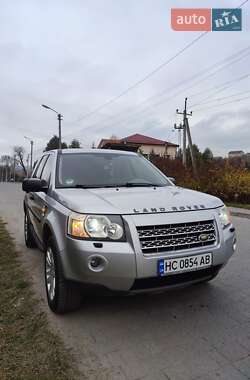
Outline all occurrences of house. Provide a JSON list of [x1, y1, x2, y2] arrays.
[[228, 150, 245, 159], [98, 134, 178, 158]]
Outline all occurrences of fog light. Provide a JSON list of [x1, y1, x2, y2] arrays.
[[88, 255, 107, 272], [90, 257, 101, 268]]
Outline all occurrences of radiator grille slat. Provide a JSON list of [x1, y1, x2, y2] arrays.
[[137, 220, 217, 254]]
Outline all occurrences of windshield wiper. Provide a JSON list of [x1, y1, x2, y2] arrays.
[[73, 184, 123, 189], [74, 184, 103, 189], [64, 183, 164, 189], [122, 182, 162, 187]]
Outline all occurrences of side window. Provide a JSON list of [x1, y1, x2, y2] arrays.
[[40, 155, 53, 183], [32, 157, 44, 178], [33, 156, 48, 179]]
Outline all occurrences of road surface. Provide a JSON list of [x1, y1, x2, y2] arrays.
[[0, 183, 249, 380]]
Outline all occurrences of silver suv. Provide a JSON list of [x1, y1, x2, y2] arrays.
[[22, 149, 236, 314]]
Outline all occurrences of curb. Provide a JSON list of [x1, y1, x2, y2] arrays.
[[229, 207, 250, 219], [230, 211, 250, 220]]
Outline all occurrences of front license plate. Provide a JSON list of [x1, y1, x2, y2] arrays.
[[158, 253, 212, 276]]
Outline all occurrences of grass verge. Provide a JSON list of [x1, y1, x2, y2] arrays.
[[227, 202, 250, 210], [0, 218, 78, 380]]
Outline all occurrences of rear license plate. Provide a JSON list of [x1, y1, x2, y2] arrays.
[[158, 253, 212, 276]]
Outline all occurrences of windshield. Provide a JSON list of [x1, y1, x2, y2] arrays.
[[56, 152, 172, 188]]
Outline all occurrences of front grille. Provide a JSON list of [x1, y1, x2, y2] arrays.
[[137, 220, 217, 254], [131, 265, 222, 290]]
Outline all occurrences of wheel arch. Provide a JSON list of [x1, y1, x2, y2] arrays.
[[23, 200, 27, 212], [43, 222, 53, 249], [42, 221, 62, 255]]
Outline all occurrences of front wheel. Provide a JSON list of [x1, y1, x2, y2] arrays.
[[45, 237, 82, 314]]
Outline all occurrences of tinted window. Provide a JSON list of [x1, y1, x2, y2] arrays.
[[41, 155, 53, 183], [56, 153, 171, 188]]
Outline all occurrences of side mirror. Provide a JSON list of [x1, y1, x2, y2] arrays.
[[22, 178, 48, 193], [168, 177, 176, 184]]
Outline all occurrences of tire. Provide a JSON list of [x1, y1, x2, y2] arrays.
[[44, 236, 82, 314], [24, 211, 37, 248]]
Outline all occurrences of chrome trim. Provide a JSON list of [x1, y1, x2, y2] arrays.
[[137, 220, 217, 255]]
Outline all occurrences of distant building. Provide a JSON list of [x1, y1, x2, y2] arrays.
[[244, 153, 250, 165], [228, 150, 245, 159], [98, 133, 178, 158]]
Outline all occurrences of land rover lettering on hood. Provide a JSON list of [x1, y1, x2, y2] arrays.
[[22, 149, 236, 314]]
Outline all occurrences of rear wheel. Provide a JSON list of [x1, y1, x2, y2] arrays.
[[24, 211, 37, 248], [45, 237, 82, 314]]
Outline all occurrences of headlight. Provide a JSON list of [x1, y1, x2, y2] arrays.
[[68, 213, 125, 240], [218, 206, 231, 228]]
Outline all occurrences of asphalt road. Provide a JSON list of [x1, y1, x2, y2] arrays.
[[0, 183, 250, 380]]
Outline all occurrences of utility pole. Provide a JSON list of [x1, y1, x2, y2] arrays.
[[13, 154, 16, 182], [26, 154, 30, 177], [176, 98, 192, 167], [176, 98, 198, 178], [24, 136, 34, 177], [174, 122, 183, 158], [30, 140, 34, 173], [42, 104, 63, 150], [58, 114, 62, 150], [185, 117, 198, 178]]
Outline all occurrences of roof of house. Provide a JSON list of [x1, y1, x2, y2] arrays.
[[121, 133, 178, 147], [98, 138, 120, 148], [228, 150, 245, 155], [97, 139, 139, 152]]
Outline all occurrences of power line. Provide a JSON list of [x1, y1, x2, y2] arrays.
[[188, 52, 250, 99], [65, 33, 209, 126], [239, 0, 249, 6], [191, 89, 250, 108], [148, 46, 250, 107], [93, 71, 250, 135], [124, 88, 250, 136], [65, 0, 248, 127], [116, 73, 250, 135], [68, 48, 250, 135], [194, 94, 250, 112], [65, 46, 250, 138], [104, 55, 250, 130], [191, 73, 250, 107]]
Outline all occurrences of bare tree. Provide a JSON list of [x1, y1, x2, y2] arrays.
[[14, 146, 27, 176], [0, 155, 12, 181]]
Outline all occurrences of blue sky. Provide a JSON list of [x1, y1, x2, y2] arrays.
[[0, 0, 249, 159]]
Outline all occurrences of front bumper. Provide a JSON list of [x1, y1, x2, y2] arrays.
[[59, 210, 236, 292]]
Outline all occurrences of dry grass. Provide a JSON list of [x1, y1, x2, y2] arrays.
[[0, 218, 78, 380]]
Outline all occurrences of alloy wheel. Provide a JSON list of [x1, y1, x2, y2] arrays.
[[45, 247, 56, 301]]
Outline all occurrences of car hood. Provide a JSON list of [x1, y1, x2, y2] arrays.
[[54, 186, 223, 215]]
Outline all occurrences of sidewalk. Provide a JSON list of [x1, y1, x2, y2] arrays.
[[229, 206, 250, 219]]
